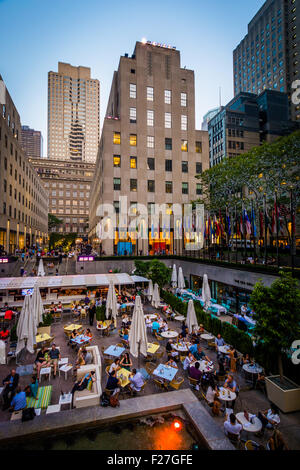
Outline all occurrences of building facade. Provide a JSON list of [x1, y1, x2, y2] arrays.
[[208, 89, 297, 167], [29, 157, 94, 236], [21, 125, 43, 158], [47, 62, 100, 162], [89, 41, 209, 255], [0, 76, 48, 253], [233, 0, 300, 121]]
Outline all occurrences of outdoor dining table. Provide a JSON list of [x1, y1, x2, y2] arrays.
[[218, 387, 236, 403], [174, 315, 185, 322], [147, 343, 160, 354], [117, 368, 131, 388], [236, 412, 262, 434], [35, 333, 51, 344], [218, 345, 231, 355], [96, 322, 108, 336], [104, 345, 125, 357], [144, 314, 157, 320], [70, 335, 90, 346], [200, 333, 214, 341], [153, 364, 178, 382], [64, 324, 82, 332], [171, 342, 191, 353], [190, 360, 214, 372], [243, 363, 263, 386], [160, 330, 179, 339]]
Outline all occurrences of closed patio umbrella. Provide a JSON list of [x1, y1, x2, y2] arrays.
[[32, 286, 44, 327], [177, 267, 185, 289], [37, 258, 45, 277], [129, 295, 148, 367], [105, 279, 118, 326], [147, 279, 153, 301], [186, 299, 198, 334], [16, 294, 36, 359], [201, 274, 211, 309], [171, 264, 177, 288], [151, 283, 160, 309]]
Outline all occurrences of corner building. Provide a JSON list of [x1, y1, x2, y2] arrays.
[[89, 41, 209, 255]]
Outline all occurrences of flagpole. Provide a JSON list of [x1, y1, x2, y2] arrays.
[[275, 191, 279, 269], [263, 194, 268, 265], [235, 205, 238, 265]]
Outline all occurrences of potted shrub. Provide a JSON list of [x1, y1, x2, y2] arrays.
[[250, 272, 300, 412]]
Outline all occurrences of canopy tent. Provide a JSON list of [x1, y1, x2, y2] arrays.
[[186, 299, 198, 334], [171, 264, 177, 288], [105, 279, 118, 325], [177, 267, 185, 289], [37, 258, 45, 277], [201, 274, 211, 309], [152, 283, 160, 309], [129, 295, 148, 367], [131, 275, 149, 283], [147, 279, 154, 301], [16, 294, 36, 358], [32, 287, 44, 326]]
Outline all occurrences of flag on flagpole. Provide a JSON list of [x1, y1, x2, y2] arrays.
[[244, 210, 252, 235]]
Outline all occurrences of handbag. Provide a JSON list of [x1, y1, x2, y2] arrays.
[[109, 395, 120, 407], [22, 407, 36, 422]]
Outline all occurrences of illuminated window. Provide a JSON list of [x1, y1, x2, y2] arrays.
[[165, 181, 173, 193], [181, 115, 187, 130], [113, 155, 121, 167], [130, 179, 137, 191], [113, 132, 121, 144], [182, 182, 188, 194], [195, 141, 202, 153], [130, 107, 136, 123], [147, 136, 154, 148], [130, 134, 137, 146], [130, 157, 137, 169], [165, 90, 171, 104], [165, 112, 172, 128], [147, 87, 154, 101], [147, 110, 154, 126], [130, 83, 136, 99], [181, 140, 188, 152], [181, 92, 187, 106]]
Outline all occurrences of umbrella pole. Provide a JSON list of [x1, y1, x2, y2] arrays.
[[138, 342, 140, 369]]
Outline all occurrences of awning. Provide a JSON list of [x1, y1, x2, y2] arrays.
[[131, 275, 150, 283]]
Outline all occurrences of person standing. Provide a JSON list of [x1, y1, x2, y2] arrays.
[[88, 302, 96, 326]]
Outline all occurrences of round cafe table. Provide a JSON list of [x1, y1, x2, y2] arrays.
[[236, 412, 262, 434], [144, 314, 157, 320], [172, 342, 191, 353], [218, 387, 236, 403], [174, 315, 185, 322], [218, 345, 231, 355], [190, 360, 214, 373], [200, 333, 214, 341], [160, 330, 179, 339], [242, 363, 263, 386]]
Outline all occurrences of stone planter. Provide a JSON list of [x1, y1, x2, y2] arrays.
[[265, 375, 300, 413]]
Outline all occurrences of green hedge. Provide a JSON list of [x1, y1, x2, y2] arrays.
[[96, 305, 106, 322]]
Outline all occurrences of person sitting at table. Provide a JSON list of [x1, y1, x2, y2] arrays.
[[1, 368, 19, 410], [183, 352, 195, 370], [85, 328, 93, 340], [145, 317, 152, 328], [49, 343, 61, 378], [206, 380, 220, 407], [228, 346, 238, 373], [151, 319, 160, 335], [69, 329, 79, 348], [198, 324, 205, 335], [9, 386, 27, 413], [24, 375, 38, 398], [120, 352, 132, 371], [57, 301, 62, 310], [109, 358, 121, 375], [188, 362, 202, 386], [224, 375, 239, 408], [71, 370, 96, 408], [214, 355, 226, 379], [121, 314, 130, 328], [181, 322, 188, 338], [84, 295, 90, 305], [166, 340, 179, 361], [159, 320, 168, 333], [224, 413, 243, 438], [241, 353, 250, 366], [255, 371, 266, 393], [106, 369, 121, 398], [0, 326, 10, 341], [166, 358, 178, 369], [129, 369, 144, 394], [257, 404, 280, 436], [73, 347, 86, 378], [4, 309, 14, 323], [215, 334, 225, 350], [35, 346, 50, 380], [189, 344, 211, 363], [267, 429, 289, 450]]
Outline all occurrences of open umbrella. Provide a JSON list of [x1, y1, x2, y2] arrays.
[[151, 283, 160, 309], [186, 299, 198, 334], [32, 287, 44, 327], [105, 279, 118, 326], [37, 258, 45, 276], [177, 267, 185, 289], [129, 295, 148, 367], [171, 264, 177, 288], [16, 294, 36, 359], [147, 279, 153, 301], [201, 274, 211, 309]]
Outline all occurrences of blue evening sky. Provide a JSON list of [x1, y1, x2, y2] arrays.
[[0, 0, 265, 156]]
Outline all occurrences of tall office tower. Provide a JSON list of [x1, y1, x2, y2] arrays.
[[21, 125, 43, 158], [89, 41, 209, 255], [47, 62, 100, 162], [233, 0, 300, 121]]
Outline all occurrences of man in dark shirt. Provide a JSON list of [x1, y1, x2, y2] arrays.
[[88, 302, 96, 326], [49, 344, 61, 378], [106, 370, 121, 398], [188, 362, 202, 384], [2, 369, 19, 410]]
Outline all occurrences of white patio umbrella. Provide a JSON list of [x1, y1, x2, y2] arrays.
[[186, 299, 198, 334], [129, 295, 148, 367], [147, 279, 153, 301], [16, 294, 36, 358], [201, 274, 211, 309], [171, 264, 177, 288], [152, 283, 160, 309], [105, 279, 118, 325], [32, 286, 44, 327], [177, 267, 185, 289], [37, 258, 45, 276]]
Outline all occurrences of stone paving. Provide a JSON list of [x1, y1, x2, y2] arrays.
[[0, 301, 299, 450]]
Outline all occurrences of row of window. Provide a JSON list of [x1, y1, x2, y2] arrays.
[[228, 141, 244, 150], [112, 178, 201, 195], [129, 84, 187, 106], [2, 202, 43, 228], [113, 155, 202, 173], [113, 132, 202, 152]]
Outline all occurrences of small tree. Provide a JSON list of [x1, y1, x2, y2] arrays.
[[148, 259, 171, 288], [250, 272, 300, 381], [48, 213, 63, 230]]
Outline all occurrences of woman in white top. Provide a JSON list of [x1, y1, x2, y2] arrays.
[[183, 352, 194, 370], [109, 358, 121, 374], [206, 385, 219, 405]]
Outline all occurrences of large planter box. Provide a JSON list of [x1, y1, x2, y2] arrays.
[[265, 375, 300, 413]]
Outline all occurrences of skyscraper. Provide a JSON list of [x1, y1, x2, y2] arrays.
[[233, 0, 300, 121], [47, 62, 100, 162], [89, 41, 209, 255], [21, 125, 43, 158]]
